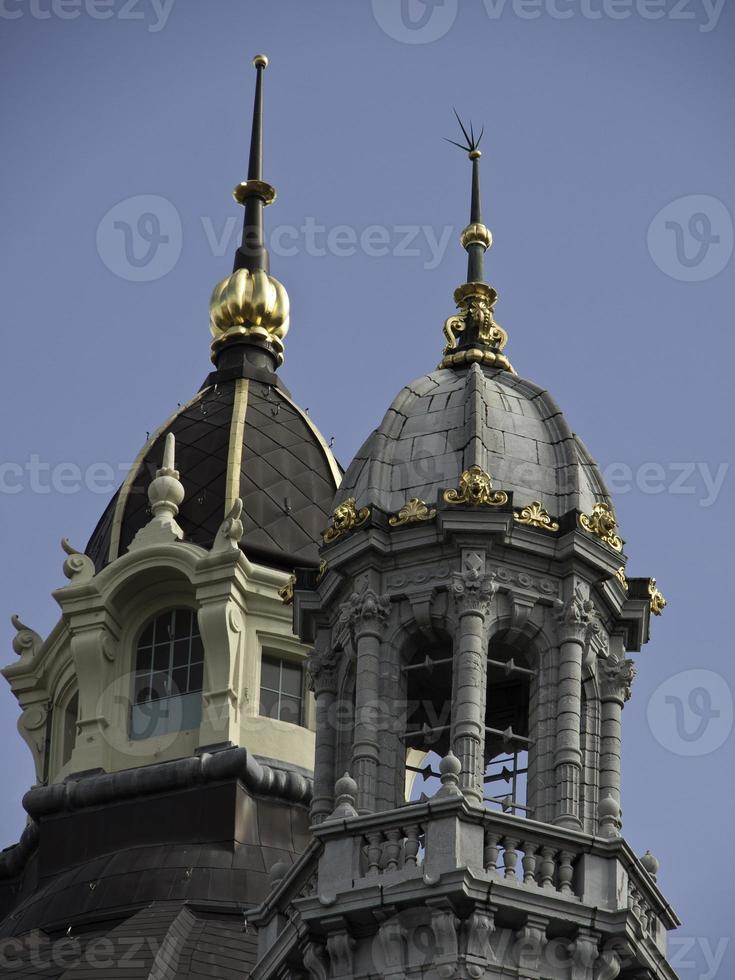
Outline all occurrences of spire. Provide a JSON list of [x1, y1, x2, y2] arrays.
[[440, 112, 513, 374], [233, 53, 273, 274], [209, 55, 290, 369]]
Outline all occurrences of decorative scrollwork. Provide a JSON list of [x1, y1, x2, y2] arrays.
[[513, 500, 559, 532], [614, 566, 629, 591], [11, 614, 42, 658], [578, 502, 623, 552], [213, 498, 244, 551], [61, 538, 95, 583], [322, 497, 370, 544], [443, 466, 508, 507], [648, 578, 667, 616], [278, 574, 296, 605], [389, 497, 437, 527], [317, 559, 328, 581]]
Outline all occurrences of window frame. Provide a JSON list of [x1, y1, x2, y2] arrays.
[[258, 652, 306, 728]]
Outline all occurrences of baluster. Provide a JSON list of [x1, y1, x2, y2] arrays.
[[403, 825, 421, 868], [483, 830, 501, 874], [557, 849, 575, 895], [501, 837, 520, 881], [366, 831, 383, 876], [538, 846, 557, 890], [383, 827, 403, 872], [521, 841, 539, 885]]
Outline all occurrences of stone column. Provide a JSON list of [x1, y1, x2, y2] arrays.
[[343, 589, 391, 814], [450, 553, 495, 803], [553, 587, 595, 829], [599, 656, 636, 814], [307, 639, 340, 825]]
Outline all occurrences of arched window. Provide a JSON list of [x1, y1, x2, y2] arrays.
[[62, 691, 79, 767], [131, 608, 204, 740]]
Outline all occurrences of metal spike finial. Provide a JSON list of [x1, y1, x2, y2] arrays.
[[439, 110, 513, 374], [232, 54, 276, 274], [445, 110, 489, 282]]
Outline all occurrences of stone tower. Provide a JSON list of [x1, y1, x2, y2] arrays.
[[249, 122, 678, 980], [0, 58, 340, 975]]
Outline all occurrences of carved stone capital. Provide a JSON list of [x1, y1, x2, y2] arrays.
[[306, 648, 340, 696], [429, 907, 460, 979], [464, 910, 495, 973], [571, 931, 601, 980], [340, 588, 391, 639], [326, 930, 356, 979], [599, 656, 636, 703], [303, 941, 329, 980], [451, 552, 497, 618], [514, 918, 548, 972]]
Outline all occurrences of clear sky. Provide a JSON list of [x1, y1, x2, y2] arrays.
[[1, 1, 733, 975]]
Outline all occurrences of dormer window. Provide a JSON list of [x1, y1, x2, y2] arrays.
[[131, 608, 204, 740]]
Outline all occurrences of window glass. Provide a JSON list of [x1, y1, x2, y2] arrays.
[[131, 608, 203, 740], [259, 654, 305, 727]]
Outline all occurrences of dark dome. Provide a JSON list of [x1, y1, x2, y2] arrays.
[[87, 367, 341, 572]]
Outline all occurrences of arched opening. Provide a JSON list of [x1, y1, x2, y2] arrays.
[[482, 634, 533, 818], [130, 607, 204, 740], [403, 636, 453, 802], [61, 690, 79, 767]]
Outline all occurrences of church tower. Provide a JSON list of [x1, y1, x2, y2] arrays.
[[0, 58, 340, 974], [250, 122, 679, 980]]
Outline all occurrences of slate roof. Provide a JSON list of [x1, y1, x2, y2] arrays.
[[337, 363, 610, 519], [86, 376, 341, 573]]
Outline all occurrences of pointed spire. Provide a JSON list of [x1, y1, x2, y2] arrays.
[[233, 54, 274, 274], [440, 112, 513, 374], [446, 110, 490, 283], [128, 433, 185, 551], [209, 55, 290, 369]]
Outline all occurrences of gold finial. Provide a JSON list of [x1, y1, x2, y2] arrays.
[[441, 112, 514, 373], [253, 54, 269, 69], [210, 270, 290, 365]]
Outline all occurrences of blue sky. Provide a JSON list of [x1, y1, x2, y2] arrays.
[[1, 2, 733, 975]]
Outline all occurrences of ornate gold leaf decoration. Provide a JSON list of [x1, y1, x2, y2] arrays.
[[278, 574, 296, 605], [322, 497, 370, 544], [649, 579, 667, 616], [443, 466, 508, 507], [614, 567, 629, 592], [389, 497, 437, 527], [440, 282, 514, 374], [209, 268, 290, 366], [512, 500, 559, 532], [317, 559, 328, 581], [578, 502, 623, 553]]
